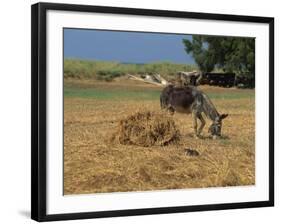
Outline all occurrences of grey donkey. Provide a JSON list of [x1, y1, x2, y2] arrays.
[[160, 85, 228, 138]]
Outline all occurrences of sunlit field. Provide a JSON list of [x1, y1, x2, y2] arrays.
[[63, 79, 255, 195]]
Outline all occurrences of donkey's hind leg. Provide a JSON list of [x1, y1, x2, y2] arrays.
[[197, 113, 206, 136], [167, 105, 175, 115]]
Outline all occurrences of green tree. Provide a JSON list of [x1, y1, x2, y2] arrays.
[[183, 35, 255, 77], [183, 36, 216, 73]]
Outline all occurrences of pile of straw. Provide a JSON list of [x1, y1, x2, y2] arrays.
[[115, 111, 180, 147]]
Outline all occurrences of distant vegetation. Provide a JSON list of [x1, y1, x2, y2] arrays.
[[64, 59, 197, 81]]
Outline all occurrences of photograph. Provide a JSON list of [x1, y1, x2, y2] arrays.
[[63, 28, 256, 195]]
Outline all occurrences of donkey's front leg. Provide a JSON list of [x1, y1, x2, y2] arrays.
[[197, 113, 206, 136], [192, 112, 199, 138]]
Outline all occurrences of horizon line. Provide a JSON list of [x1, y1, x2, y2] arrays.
[[64, 57, 196, 66]]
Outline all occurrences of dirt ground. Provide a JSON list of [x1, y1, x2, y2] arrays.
[[63, 79, 255, 195]]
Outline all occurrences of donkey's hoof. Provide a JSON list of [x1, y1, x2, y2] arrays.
[[195, 134, 202, 139], [212, 135, 220, 140]]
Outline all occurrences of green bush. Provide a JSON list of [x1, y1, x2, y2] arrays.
[[64, 59, 197, 81]]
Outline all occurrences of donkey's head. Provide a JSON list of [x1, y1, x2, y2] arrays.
[[208, 114, 228, 138]]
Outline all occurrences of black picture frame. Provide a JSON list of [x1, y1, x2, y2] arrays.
[[31, 2, 274, 222]]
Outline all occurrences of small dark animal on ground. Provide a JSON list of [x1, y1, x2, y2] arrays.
[[184, 148, 200, 156]]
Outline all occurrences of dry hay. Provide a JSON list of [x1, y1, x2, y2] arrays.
[[64, 81, 255, 195], [115, 111, 180, 147]]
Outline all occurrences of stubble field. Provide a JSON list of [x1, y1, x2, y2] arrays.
[[64, 79, 255, 195]]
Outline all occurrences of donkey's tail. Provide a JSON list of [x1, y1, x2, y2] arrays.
[[160, 84, 174, 109]]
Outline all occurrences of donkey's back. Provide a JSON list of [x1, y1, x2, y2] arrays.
[[160, 85, 201, 114]]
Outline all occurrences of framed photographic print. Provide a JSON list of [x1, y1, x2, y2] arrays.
[[31, 2, 274, 222]]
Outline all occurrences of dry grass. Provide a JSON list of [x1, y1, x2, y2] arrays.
[[64, 80, 255, 195], [113, 110, 180, 147]]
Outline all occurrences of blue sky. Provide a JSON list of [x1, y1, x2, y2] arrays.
[[64, 28, 195, 64]]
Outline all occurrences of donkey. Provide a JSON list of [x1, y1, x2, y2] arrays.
[[160, 85, 228, 138]]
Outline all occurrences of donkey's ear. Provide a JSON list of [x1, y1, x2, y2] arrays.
[[220, 114, 228, 120]]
